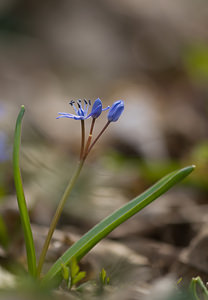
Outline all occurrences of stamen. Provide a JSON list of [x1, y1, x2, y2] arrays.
[[89, 100, 91, 105], [69, 100, 75, 106], [83, 99, 87, 112], [77, 102, 81, 109]]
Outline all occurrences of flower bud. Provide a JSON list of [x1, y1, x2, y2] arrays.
[[107, 100, 124, 122], [90, 98, 102, 119]]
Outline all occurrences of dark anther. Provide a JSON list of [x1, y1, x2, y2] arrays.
[[69, 100, 75, 106], [77, 102, 81, 109], [89, 100, 91, 105], [84, 99, 88, 105], [78, 99, 82, 103]]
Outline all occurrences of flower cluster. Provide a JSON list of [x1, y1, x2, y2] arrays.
[[57, 98, 124, 122], [57, 98, 124, 160]]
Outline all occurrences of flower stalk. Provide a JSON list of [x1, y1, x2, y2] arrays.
[[80, 120, 85, 160], [83, 118, 96, 156], [83, 121, 110, 161], [37, 159, 84, 277], [37, 98, 124, 277]]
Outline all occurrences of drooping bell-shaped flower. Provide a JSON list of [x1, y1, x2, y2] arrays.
[[107, 100, 124, 122]]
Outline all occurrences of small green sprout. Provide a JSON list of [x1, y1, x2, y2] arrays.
[[61, 263, 70, 289], [177, 277, 183, 285], [61, 258, 86, 289], [99, 268, 110, 286]]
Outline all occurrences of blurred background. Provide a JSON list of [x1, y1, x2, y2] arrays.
[[0, 0, 208, 299]]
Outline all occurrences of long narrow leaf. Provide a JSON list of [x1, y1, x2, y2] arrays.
[[13, 106, 36, 276], [43, 165, 195, 284]]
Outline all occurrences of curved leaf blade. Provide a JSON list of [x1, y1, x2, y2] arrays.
[[43, 165, 195, 284], [13, 106, 37, 276]]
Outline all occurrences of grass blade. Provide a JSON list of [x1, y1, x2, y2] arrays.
[[13, 105, 36, 277], [190, 277, 208, 299], [43, 165, 195, 284]]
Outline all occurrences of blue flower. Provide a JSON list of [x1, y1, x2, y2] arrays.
[[90, 98, 106, 119], [107, 100, 124, 122], [57, 98, 109, 120]]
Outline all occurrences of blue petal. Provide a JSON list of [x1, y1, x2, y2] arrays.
[[56, 113, 76, 119], [57, 98, 112, 121], [73, 115, 86, 120], [90, 98, 103, 119], [57, 112, 73, 115], [102, 105, 110, 111], [56, 116, 75, 119]]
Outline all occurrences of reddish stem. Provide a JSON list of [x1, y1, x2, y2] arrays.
[[84, 118, 96, 156], [83, 121, 110, 161], [80, 120, 85, 160]]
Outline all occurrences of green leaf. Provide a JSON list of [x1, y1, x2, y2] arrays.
[[61, 263, 70, 281], [69, 258, 86, 287], [100, 268, 110, 285], [61, 259, 86, 289], [42, 165, 195, 284], [70, 258, 79, 279], [100, 268, 106, 284], [73, 271, 86, 286], [190, 276, 208, 299], [13, 106, 36, 277]]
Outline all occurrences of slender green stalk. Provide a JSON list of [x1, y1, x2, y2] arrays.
[[37, 160, 84, 277], [37, 118, 110, 277], [80, 120, 85, 160], [13, 105, 37, 277]]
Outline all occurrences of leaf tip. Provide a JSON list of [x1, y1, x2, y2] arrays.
[[184, 164, 196, 172], [187, 164, 196, 173]]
